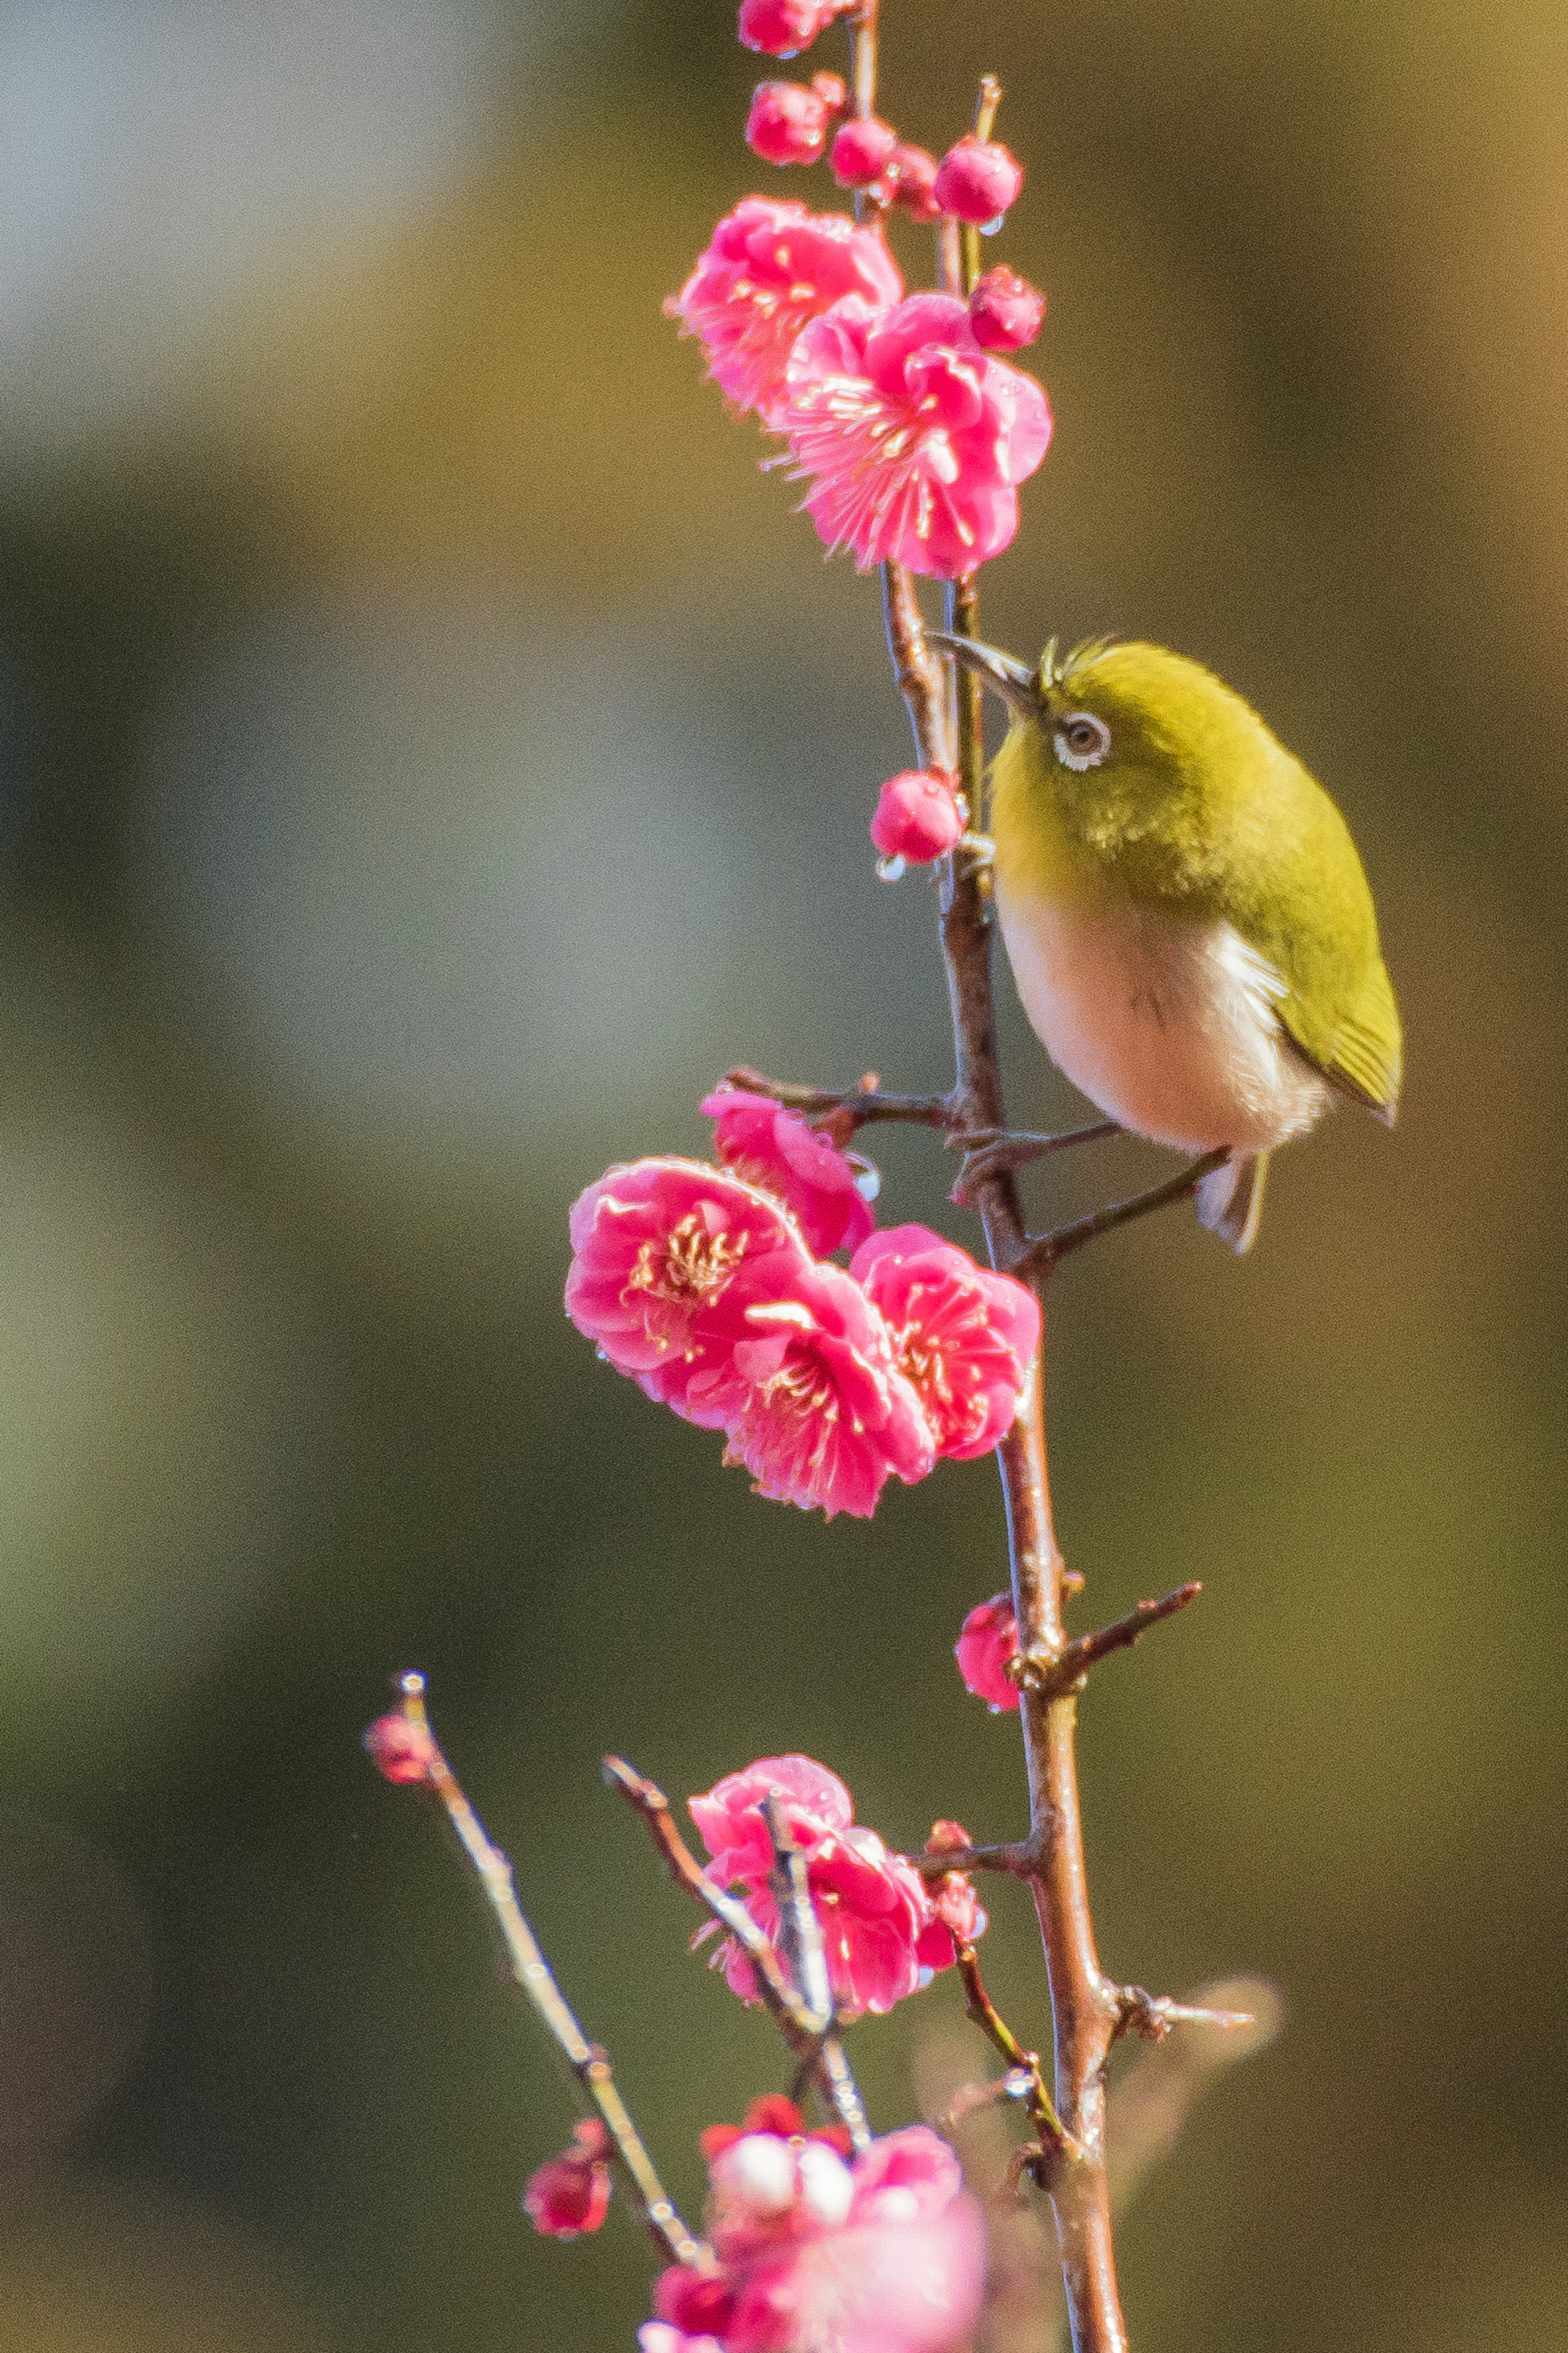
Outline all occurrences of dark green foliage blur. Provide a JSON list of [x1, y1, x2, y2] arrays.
[[0, 1, 1564, 2347]]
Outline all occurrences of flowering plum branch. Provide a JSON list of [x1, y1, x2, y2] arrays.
[[361, 8, 1290, 2352]]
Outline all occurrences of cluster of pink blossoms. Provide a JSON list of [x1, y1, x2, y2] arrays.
[[670, 202, 1050, 577], [668, 3, 1048, 578], [566, 1088, 1039, 1519], [642, 2103, 984, 2353], [690, 1754, 984, 2018]]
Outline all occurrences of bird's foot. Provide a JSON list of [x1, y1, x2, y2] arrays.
[[1017, 1148, 1229, 1280], [947, 1119, 1120, 1207]]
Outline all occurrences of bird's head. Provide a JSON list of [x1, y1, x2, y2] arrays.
[[927, 633, 1271, 799]]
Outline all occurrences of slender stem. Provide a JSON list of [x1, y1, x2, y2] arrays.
[[1021, 1149, 1229, 1282], [949, 1934, 1077, 2166], [849, 0, 878, 118], [603, 1757, 872, 2152], [963, 76, 1004, 295], [876, 97, 1129, 2347], [764, 1793, 834, 2031], [392, 1677, 702, 2268], [719, 1065, 952, 1130]]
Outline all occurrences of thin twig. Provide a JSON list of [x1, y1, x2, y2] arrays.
[[1020, 1149, 1229, 1280], [719, 1066, 952, 1131], [602, 1757, 872, 2153], [391, 1676, 703, 2268], [1019, 1582, 1202, 1703], [949, 1936, 1078, 2169], [763, 1793, 834, 2031]]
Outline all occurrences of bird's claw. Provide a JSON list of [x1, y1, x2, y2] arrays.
[[947, 1123, 1119, 1207]]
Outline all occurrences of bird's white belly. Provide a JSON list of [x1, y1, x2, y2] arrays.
[[996, 882, 1333, 1153]]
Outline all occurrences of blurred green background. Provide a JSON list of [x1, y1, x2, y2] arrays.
[[0, 0, 1564, 2346]]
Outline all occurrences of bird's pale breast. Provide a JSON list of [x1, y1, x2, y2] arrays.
[[995, 877, 1334, 1153]]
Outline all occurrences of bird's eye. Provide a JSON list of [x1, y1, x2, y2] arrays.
[[1054, 713, 1111, 771]]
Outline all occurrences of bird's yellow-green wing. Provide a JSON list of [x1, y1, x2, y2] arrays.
[[1271, 935, 1402, 1120]]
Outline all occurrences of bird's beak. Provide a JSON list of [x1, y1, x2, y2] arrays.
[[925, 632, 1042, 716]]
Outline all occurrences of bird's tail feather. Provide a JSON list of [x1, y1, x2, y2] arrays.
[[1195, 1151, 1269, 1255]]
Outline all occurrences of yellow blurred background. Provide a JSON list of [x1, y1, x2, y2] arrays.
[[0, 0, 1565, 2346]]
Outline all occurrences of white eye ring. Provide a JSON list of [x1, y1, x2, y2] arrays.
[[1054, 712, 1111, 771]]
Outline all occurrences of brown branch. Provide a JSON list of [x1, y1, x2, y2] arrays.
[[1020, 1149, 1229, 1280], [602, 1756, 872, 2153], [719, 1066, 952, 1131], [390, 1677, 703, 2268], [1020, 1582, 1202, 1703], [869, 52, 1131, 2333], [949, 1937, 1078, 2171]]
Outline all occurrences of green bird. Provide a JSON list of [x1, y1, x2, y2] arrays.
[[929, 634, 1402, 1252]]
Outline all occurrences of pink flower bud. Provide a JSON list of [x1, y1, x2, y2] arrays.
[[523, 2119, 612, 2238], [830, 115, 898, 189], [654, 2266, 737, 2341], [968, 265, 1046, 351], [954, 1593, 1021, 1711], [362, 1712, 436, 1784], [933, 135, 1025, 227], [921, 1829, 988, 1954], [888, 143, 942, 223], [737, 0, 843, 58], [811, 71, 847, 109], [869, 769, 965, 864], [746, 79, 840, 167]]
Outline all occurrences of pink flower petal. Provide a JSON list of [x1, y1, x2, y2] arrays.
[[566, 1157, 813, 1428], [851, 1224, 1040, 1459], [702, 1086, 875, 1258], [782, 292, 1051, 577], [668, 198, 902, 428]]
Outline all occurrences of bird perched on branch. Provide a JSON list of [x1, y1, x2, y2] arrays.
[[929, 634, 1401, 1252]]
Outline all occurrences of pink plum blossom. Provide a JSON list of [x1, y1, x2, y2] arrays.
[[645, 2121, 984, 2353], [737, 0, 849, 58], [668, 199, 904, 429], [869, 769, 965, 863], [690, 1755, 951, 2016], [955, 1593, 1021, 1711], [702, 1086, 875, 1258], [782, 291, 1051, 575], [969, 265, 1046, 352], [829, 116, 898, 189], [746, 77, 845, 167], [363, 1713, 436, 1784], [712, 1256, 935, 1517], [523, 2119, 612, 2238], [566, 1158, 813, 1427], [851, 1224, 1040, 1458], [933, 135, 1025, 227]]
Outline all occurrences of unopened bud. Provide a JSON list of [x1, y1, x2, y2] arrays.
[[737, 0, 842, 58], [933, 136, 1024, 228], [968, 265, 1046, 351], [830, 115, 899, 189], [746, 78, 841, 166], [363, 1713, 437, 1784], [954, 1593, 1021, 1713], [523, 2119, 612, 2238], [869, 769, 965, 865]]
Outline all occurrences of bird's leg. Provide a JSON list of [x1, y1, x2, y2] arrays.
[[948, 1117, 1120, 1206], [1017, 1146, 1229, 1280]]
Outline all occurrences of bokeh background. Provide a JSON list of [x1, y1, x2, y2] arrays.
[[0, 0, 1564, 2346]]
